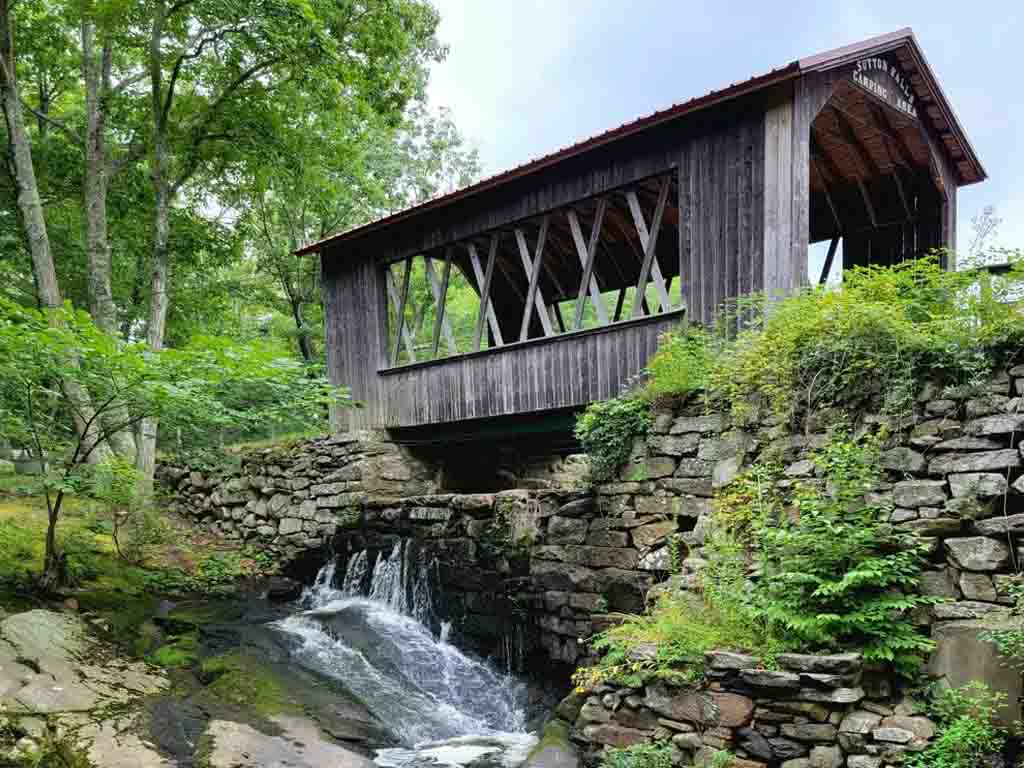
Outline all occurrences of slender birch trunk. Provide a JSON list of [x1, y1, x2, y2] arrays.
[[1, 0, 110, 585], [82, 19, 137, 460], [136, 0, 171, 489]]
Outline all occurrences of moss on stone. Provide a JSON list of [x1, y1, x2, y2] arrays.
[[527, 717, 573, 760], [150, 633, 200, 669], [198, 651, 300, 719]]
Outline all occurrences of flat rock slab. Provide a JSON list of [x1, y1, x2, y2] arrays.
[[205, 716, 374, 768], [84, 718, 175, 768], [0, 610, 165, 714]]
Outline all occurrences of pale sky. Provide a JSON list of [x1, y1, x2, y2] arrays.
[[426, 0, 1024, 260]]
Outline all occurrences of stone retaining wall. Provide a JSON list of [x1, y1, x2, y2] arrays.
[[158, 367, 1024, 692], [562, 650, 936, 768]]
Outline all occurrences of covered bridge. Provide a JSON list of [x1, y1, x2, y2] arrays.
[[299, 29, 985, 435]]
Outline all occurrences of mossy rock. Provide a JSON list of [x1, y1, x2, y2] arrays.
[[197, 651, 301, 719], [150, 632, 200, 669]]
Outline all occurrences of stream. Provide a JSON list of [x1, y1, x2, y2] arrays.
[[272, 542, 539, 768]]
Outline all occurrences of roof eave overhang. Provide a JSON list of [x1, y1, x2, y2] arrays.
[[799, 28, 986, 188], [295, 63, 800, 256], [297, 28, 986, 257]]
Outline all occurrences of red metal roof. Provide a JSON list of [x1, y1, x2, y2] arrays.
[[297, 28, 984, 256]]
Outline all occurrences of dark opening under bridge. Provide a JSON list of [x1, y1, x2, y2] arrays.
[[299, 29, 985, 435]]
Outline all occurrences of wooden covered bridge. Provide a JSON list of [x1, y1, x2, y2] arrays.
[[299, 29, 985, 434]]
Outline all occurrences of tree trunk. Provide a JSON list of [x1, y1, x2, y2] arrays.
[[136, 184, 169, 488], [39, 494, 64, 593], [0, 0, 111, 465], [82, 22, 116, 333], [0, 1, 59, 310], [290, 297, 314, 362], [82, 21, 136, 460]]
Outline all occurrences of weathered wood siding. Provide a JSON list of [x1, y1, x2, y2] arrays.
[[678, 113, 766, 324], [322, 255, 388, 431], [378, 313, 684, 428]]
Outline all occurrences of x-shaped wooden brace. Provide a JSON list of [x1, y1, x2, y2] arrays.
[[516, 216, 553, 341], [626, 178, 672, 315], [568, 200, 609, 330], [627, 178, 672, 317], [468, 237, 504, 351]]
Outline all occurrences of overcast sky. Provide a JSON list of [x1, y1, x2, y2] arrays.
[[426, 0, 1023, 260]]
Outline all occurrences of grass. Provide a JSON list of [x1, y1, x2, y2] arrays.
[[0, 464, 274, 656]]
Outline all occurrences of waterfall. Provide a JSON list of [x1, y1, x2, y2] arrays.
[[274, 543, 535, 767]]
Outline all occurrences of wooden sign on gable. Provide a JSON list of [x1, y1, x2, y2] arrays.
[[851, 56, 918, 119]]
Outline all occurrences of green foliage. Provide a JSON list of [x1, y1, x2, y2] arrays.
[[600, 741, 675, 768], [577, 567, 781, 690], [748, 432, 938, 673], [574, 396, 652, 483], [142, 550, 273, 596], [0, 298, 345, 585], [634, 256, 1024, 424], [640, 327, 713, 403], [980, 576, 1024, 669], [906, 683, 1005, 768]]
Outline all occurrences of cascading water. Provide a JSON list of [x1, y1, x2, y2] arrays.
[[275, 542, 537, 768]]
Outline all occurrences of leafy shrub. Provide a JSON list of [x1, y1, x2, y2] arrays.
[[641, 328, 713, 403], [683, 256, 1024, 424], [576, 563, 781, 689], [574, 396, 651, 483], [600, 741, 675, 768], [749, 432, 938, 673], [906, 682, 1005, 768]]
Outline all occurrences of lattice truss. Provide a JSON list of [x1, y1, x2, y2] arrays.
[[385, 173, 684, 366]]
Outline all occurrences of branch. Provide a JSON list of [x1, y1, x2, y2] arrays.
[[161, 24, 247, 125], [109, 139, 147, 176], [19, 100, 82, 145], [111, 70, 148, 94]]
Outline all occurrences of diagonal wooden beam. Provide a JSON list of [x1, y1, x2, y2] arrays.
[[469, 237, 503, 351], [892, 170, 913, 220], [552, 302, 566, 333], [386, 267, 416, 362], [431, 248, 454, 356], [568, 200, 609, 329], [818, 117, 879, 229], [392, 256, 413, 366], [424, 254, 457, 355], [632, 178, 671, 318], [626, 185, 673, 312], [810, 158, 845, 238], [819, 236, 840, 285], [612, 286, 627, 322], [517, 217, 553, 341], [868, 103, 918, 170]]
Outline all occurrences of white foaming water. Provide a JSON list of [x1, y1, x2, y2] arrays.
[[275, 544, 536, 768]]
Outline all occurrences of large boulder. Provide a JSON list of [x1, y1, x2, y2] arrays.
[[944, 537, 1011, 571], [929, 617, 1023, 727]]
